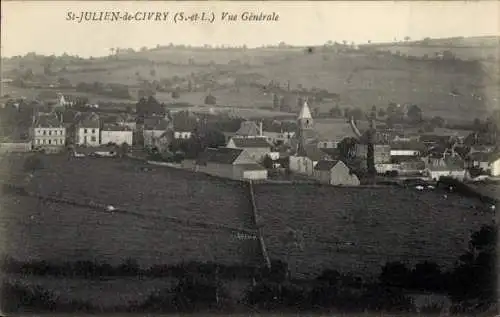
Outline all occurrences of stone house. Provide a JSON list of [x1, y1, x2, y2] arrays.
[[313, 159, 360, 186], [226, 137, 273, 163]]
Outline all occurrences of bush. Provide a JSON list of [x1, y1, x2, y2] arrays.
[[379, 261, 411, 288], [244, 281, 307, 310], [0, 281, 94, 313]]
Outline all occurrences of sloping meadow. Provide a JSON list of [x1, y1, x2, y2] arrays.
[[2, 155, 493, 276]]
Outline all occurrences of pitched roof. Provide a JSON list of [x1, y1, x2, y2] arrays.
[[236, 121, 260, 136], [237, 163, 267, 171], [428, 156, 465, 171], [76, 112, 100, 129], [314, 159, 340, 171], [298, 101, 312, 119], [34, 113, 62, 128], [468, 151, 500, 163], [390, 141, 426, 151], [102, 124, 132, 132], [230, 137, 272, 149], [303, 144, 331, 161], [196, 147, 244, 165], [144, 117, 171, 131]]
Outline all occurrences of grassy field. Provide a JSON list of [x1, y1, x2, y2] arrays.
[[253, 184, 492, 278], [0, 155, 492, 279], [0, 155, 261, 267]]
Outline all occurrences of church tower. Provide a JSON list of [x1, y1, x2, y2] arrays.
[[296, 100, 314, 156]]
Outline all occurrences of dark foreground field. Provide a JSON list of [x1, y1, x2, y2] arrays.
[[0, 154, 495, 313], [0, 154, 492, 276]]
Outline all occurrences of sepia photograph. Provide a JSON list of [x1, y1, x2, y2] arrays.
[[0, 1, 499, 315]]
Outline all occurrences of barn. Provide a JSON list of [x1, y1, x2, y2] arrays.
[[195, 147, 268, 181]]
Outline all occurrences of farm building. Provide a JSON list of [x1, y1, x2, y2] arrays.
[[425, 156, 467, 181], [290, 144, 331, 176], [313, 159, 360, 186], [226, 137, 273, 163], [467, 151, 500, 176], [100, 124, 133, 146], [31, 112, 66, 152], [75, 112, 100, 146], [195, 147, 267, 180]]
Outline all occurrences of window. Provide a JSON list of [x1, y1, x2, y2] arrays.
[[91, 136, 96, 142], [36, 139, 40, 145], [48, 140, 52, 145], [43, 130, 46, 135], [42, 140, 46, 144], [49, 131, 52, 136], [84, 129, 88, 133], [84, 136, 87, 144]]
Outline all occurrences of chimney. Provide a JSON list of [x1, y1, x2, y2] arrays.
[[259, 121, 263, 136]]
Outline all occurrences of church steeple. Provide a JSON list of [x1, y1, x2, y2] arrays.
[[296, 100, 314, 156]]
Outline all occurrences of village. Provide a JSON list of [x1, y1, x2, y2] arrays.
[[0, 90, 499, 188]]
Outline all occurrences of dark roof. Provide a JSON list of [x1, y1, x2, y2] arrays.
[[173, 119, 198, 132], [74, 144, 118, 154], [428, 156, 465, 171], [390, 141, 426, 151], [230, 137, 272, 149], [196, 147, 244, 165], [314, 159, 340, 171], [34, 113, 62, 128], [76, 112, 100, 129], [391, 156, 424, 164], [304, 144, 331, 161], [468, 151, 500, 163], [320, 147, 339, 158], [144, 117, 171, 131], [236, 121, 260, 136], [420, 135, 450, 143], [102, 124, 132, 132], [237, 163, 267, 171]]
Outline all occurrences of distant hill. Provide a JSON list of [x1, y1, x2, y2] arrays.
[[1, 36, 499, 122], [360, 36, 500, 61]]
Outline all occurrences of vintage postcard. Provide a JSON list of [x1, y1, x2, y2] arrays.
[[0, 0, 499, 315]]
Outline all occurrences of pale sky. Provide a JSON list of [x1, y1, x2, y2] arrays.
[[1, 1, 499, 57]]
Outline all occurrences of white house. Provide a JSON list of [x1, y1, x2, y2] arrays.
[[100, 124, 133, 146], [75, 112, 100, 146], [32, 112, 66, 152], [425, 156, 467, 181]]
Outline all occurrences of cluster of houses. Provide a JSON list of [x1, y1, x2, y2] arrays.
[[181, 101, 500, 184], [1, 93, 499, 185]]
